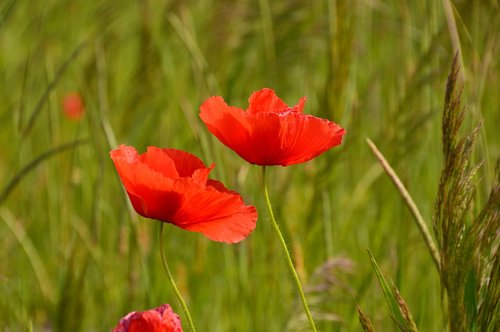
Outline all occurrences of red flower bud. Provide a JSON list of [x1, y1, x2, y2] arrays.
[[112, 304, 183, 332], [63, 92, 84, 121]]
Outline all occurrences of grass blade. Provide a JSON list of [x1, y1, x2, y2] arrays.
[[433, 53, 482, 331], [0, 139, 87, 206], [473, 158, 500, 331], [366, 138, 441, 271], [0, 207, 55, 303], [21, 40, 87, 137], [367, 249, 420, 331]]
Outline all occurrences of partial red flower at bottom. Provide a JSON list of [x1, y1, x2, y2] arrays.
[[110, 145, 257, 243], [62, 92, 85, 121], [112, 304, 183, 332], [200, 88, 346, 166]]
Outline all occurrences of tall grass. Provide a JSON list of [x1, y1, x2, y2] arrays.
[[0, 1, 498, 330], [362, 56, 499, 331], [433, 55, 499, 332]]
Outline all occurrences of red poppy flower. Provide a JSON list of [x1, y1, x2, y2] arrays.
[[110, 145, 257, 243], [113, 304, 183, 332], [199, 88, 346, 166], [62, 92, 84, 121]]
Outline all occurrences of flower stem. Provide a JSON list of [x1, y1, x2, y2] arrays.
[[159, 223, 197, 332], [261, 166, 317, 331]]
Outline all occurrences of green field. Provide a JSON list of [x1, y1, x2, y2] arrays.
[[1, 1, 499, 331]]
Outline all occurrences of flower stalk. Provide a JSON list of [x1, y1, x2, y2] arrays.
[[159, 223, 197, 332], [261, 166, 317, 331]]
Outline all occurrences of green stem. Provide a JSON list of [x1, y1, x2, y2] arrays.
[[159, 223, 197, 332], [261, 166, 317, 331], [366, 138, 441, 272]]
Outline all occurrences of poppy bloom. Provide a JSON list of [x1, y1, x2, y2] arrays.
[[62, 92, 85, 121], [110, 145, 257, 243], [199, 88, 346, 166], [113, 304, 183, 332]]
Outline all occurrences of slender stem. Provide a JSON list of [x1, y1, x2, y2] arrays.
[[159, 223, 197, 332], [366, 138, 441, 272], [261, 166, 317, 331]]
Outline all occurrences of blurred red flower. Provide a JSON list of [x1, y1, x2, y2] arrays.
[[200, 88, 346, 166], [110, 145, 257, 243], [63, 92, 84, 121], [113, 304, 183, 332]]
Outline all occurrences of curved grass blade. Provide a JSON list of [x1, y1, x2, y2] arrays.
[[21, 40, 87, 137], [366, 138, 440, 271], [0, 139, 87, 206], [0, 207, 55, 303]]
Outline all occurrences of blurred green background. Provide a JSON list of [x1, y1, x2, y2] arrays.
[[0, 0, 498, 330]]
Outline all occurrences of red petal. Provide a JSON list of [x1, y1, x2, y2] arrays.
[[111, 145, 171, 189], [173, 182, 257, 243], [235, 112, 345, 166], [158, 305, 183, 331], [277, 113, 346, 165], [182, 204, 257, 243], [199, 96, 251, 153], [290, 96, 307, 113], [161, 148, 207, 178], [242, 112, 284, 165], [202, 110, 285, 165], [190, 164, 214, 185], [127, 311, 162, 332], [113, 304, 182, 332], [110, 145, 183, 221], [111, 144, 138, 164], [247, 88, 289, 114], [142, 146, 179, 179], [206, 179, 236, 194], [129, 187, 182, 222]]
